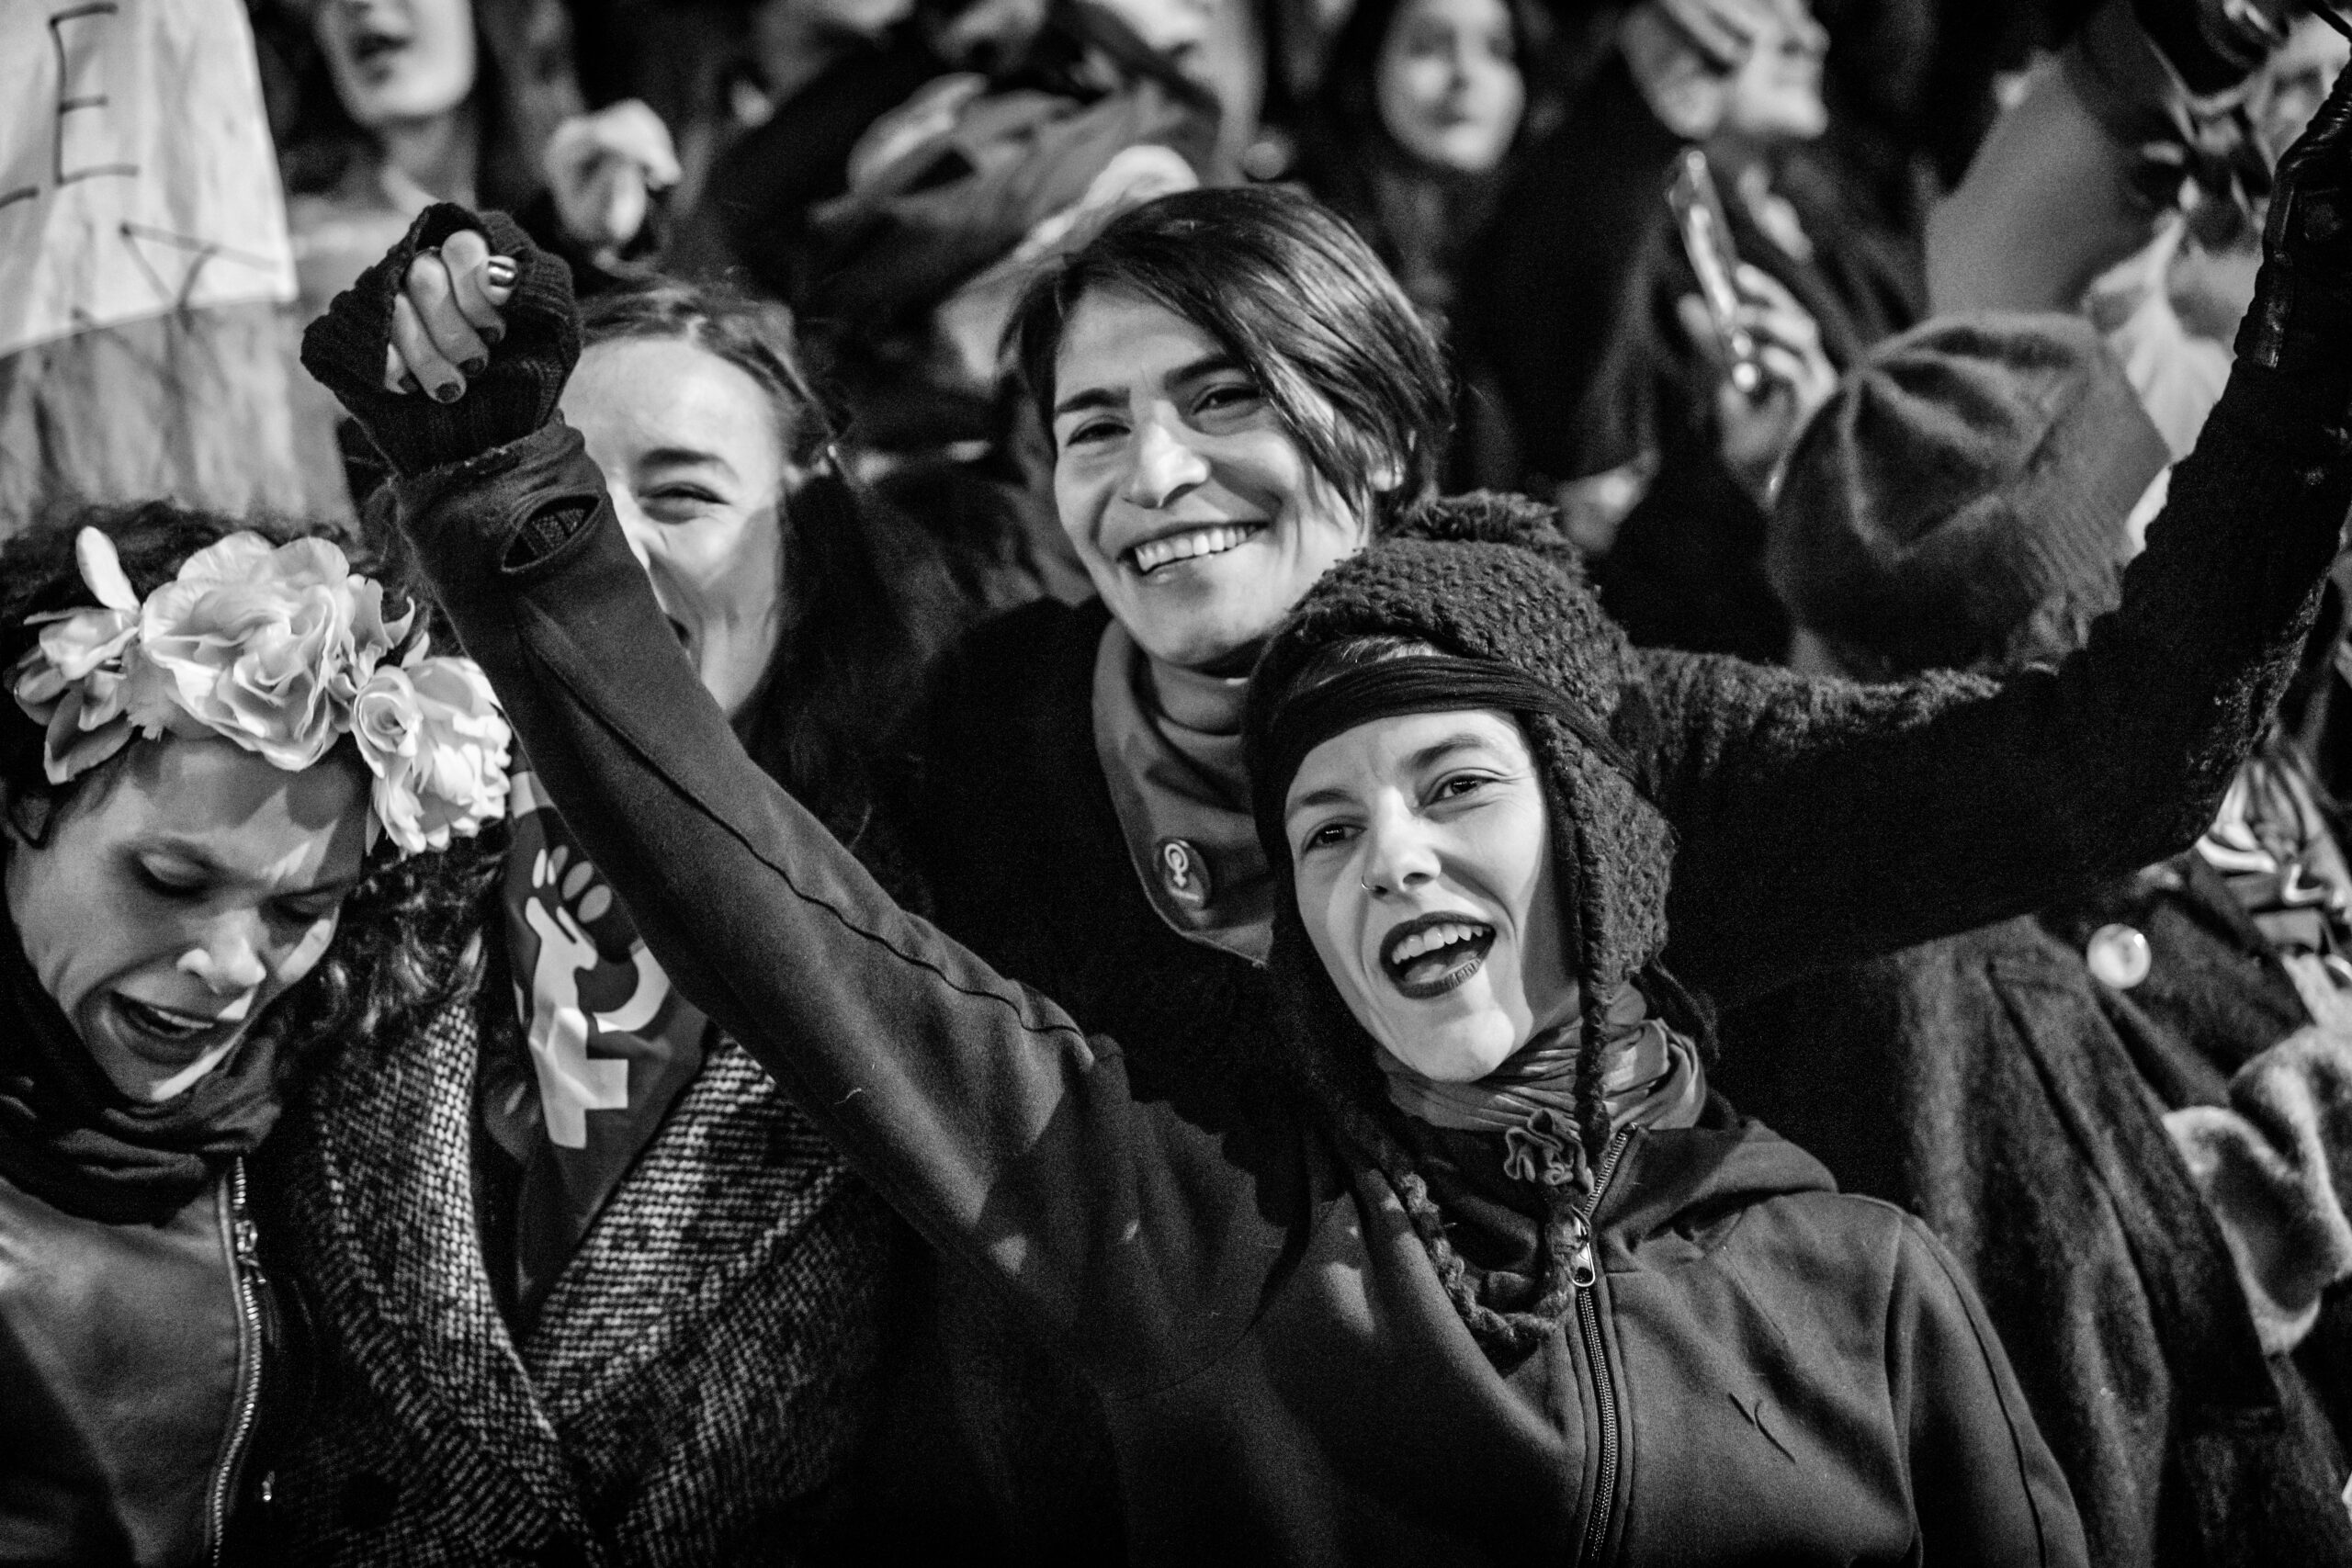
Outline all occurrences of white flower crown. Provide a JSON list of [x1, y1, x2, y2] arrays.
[[9, 527, 512, 856]]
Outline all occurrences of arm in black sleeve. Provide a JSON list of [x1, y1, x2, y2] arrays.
[[1645, 363, 2352, 1005], [380, 423, 1284, 1393]]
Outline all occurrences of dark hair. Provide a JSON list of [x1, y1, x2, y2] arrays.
[[0, 502, 501, 1058], [579, 279, 949, 840], [1009, 186, 1456, 530], [1317, 0, 1550, 167], [262, 0, 566, 208]]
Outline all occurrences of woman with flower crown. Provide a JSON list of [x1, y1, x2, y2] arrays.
[[0, 503, 509, 1566]]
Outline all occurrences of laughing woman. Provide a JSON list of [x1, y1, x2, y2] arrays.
[[0, 507, 507, 1565]]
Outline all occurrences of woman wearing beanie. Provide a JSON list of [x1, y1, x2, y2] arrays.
[[308, 61, 2352, 1561], [1721, 310, 2352, 1566]]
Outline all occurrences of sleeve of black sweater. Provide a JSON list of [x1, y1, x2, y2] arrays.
[[382, 423, 1282, 1398], [1643, 364, 2352, 1007]]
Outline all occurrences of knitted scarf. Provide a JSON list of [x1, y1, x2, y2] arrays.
[[0, 898, 281, 1224]]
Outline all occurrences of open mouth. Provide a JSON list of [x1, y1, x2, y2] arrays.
[[1380, 914, 1497, 999], [350, 27, 408, 72], [109, 994, 233, 1050], [1125, 524, 1264, 578]]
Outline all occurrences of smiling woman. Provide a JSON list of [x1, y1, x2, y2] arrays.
[[0, 503, 507, 1566]]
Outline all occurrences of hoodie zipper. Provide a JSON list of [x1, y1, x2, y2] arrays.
[[208, 1159, 265, 1568], [1569, 1128, 1632, 1565]]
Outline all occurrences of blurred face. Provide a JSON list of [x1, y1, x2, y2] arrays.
[[2253, 17, 2352, 166], [313, 0, 478, 131], [1375, 0, 1525, 176], [563, 337, 793, 721], [1722, 0, 1827, 141], [1285, 709, 1578, 1082], [1088, 0, 1217, 62], [5, 738, 369, 1103], [1051, 290, 1378, 672], [754, 0, 913, 53]]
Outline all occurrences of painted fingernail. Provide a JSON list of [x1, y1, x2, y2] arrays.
[[399, 372, 423, 396], [483, 323, 505, 344], [434, 380, 462, 403], [484, 257, 518, 288], [460, 355, 489, 377]]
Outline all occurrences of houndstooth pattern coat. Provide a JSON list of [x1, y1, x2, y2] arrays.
[[250, 981, 908, 1566]]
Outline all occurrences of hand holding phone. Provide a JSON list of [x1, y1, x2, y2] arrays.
[[1668, 149, 1766, 398]]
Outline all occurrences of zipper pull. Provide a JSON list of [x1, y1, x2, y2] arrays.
[[1565, 1211, 1599, 1290], [229, 1160, 261, 1265]]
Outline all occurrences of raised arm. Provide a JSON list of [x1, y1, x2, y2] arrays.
[[1645, 69, 2352, 1006], [300, 209, 1293, 1392]]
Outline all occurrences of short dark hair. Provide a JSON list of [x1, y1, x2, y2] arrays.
[[1008, 186, 1455, 530], [0, 501, 499, 1055]]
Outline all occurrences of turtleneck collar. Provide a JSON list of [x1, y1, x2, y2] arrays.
[[1093, 621, 1273, 963], [1146, 650, 1251, 740], [1380, 984, 1706, 1190]]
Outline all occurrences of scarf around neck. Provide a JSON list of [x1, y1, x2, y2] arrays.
[[1381, 984, 1705, 1190], [1092, 620, 1275, 963], [0, 896, 282, 1224]]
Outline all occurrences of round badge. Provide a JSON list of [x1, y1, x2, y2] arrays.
[[1157, 838, 1211, 912], [2086, 923, 2152, 990]]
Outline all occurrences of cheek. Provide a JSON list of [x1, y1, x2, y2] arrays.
[[1298, 870, 1363, 989], [1053, 456, 1112, 548], [276, 910, 345, 994]]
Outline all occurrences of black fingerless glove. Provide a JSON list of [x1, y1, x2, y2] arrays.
[[300, 204, 581, 477], [2237, 60, 2352, 405]]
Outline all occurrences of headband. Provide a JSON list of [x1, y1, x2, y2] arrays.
[[1255, 652, 1632, 853], [9, 527, 512, 857]]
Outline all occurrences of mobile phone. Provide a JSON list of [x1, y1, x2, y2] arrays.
[[1667, 148, 1764, 397]]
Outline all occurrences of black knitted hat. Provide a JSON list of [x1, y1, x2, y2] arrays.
[[1244, 492, 1681, 1353], [1767, 312, 2171, 678]]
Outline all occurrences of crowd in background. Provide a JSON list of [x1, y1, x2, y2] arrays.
[[8, 0, 2352, 1562]]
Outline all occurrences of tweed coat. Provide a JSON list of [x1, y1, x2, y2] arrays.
[[250, 974, 906, 1567]]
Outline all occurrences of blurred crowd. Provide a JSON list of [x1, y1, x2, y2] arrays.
[[9, 0, 2352, 1562]]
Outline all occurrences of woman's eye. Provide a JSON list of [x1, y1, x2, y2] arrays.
[[1060, 418, 1124, 449], [1300, 821, 1358, 855], [1194, 381, 1262, 416], [1431, 773, 1494, 803], [135, 863, 206, 900], [644, 487, 723, 520]]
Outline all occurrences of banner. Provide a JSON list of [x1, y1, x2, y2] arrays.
[[0, 0, 297, 359]]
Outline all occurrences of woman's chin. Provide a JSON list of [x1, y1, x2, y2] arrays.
[[1376, 1004, 1521, 1085]]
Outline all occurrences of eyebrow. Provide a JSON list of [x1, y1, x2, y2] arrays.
[[1051, 352, 1247, 421], [637, 446, 738, 481], [1283, 735, 1497, 819]]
